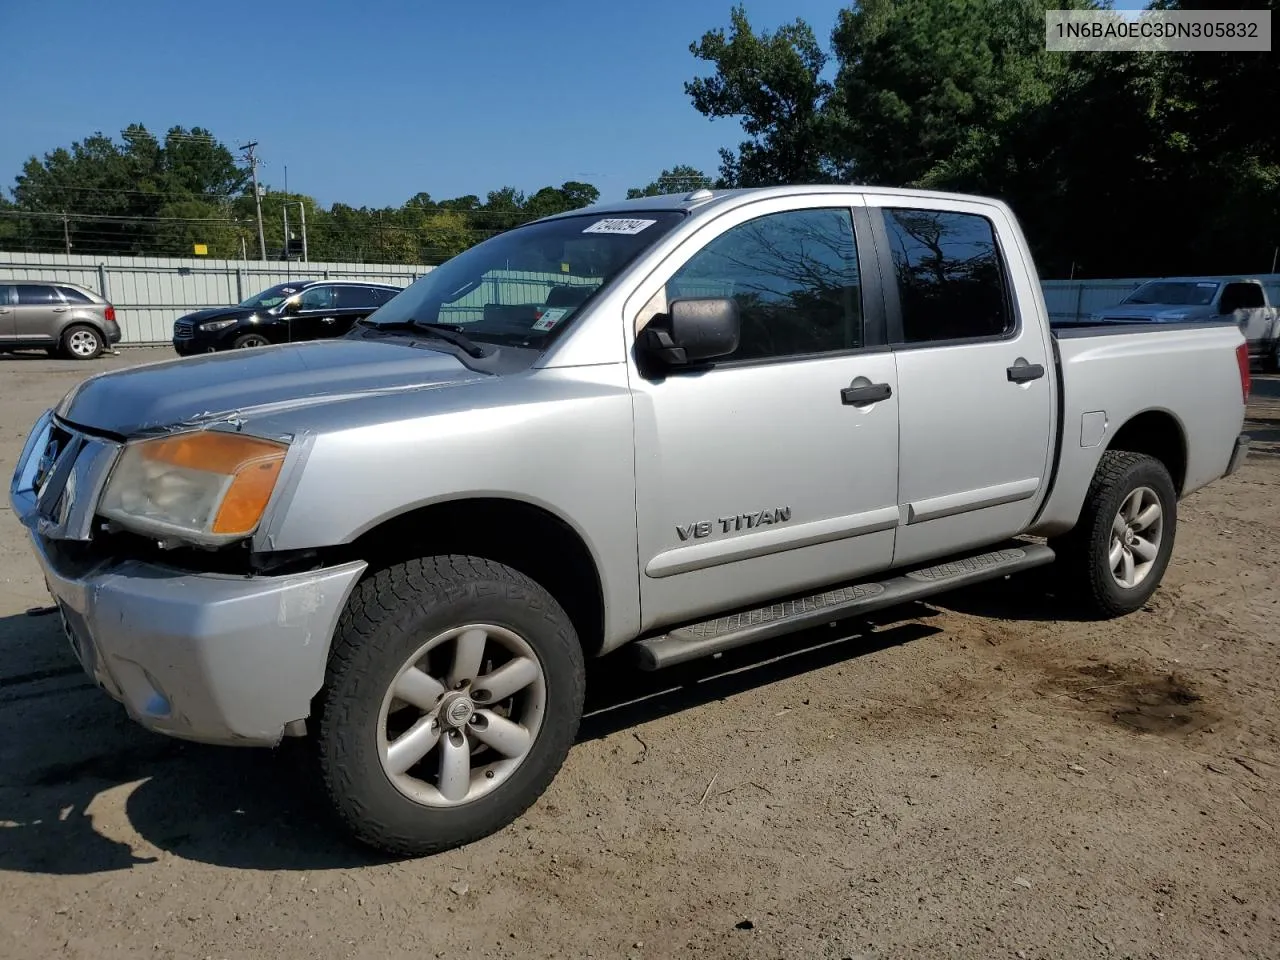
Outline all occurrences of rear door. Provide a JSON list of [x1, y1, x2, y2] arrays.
[[12, 284, 64, 343], [865, 198, 1057, 567], [331, 285, 385, 335]]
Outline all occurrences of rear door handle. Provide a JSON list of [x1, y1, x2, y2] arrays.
[[1007, 363, 1045, 384], [841, 382, 893, 405], [52, 307, 68, 313]]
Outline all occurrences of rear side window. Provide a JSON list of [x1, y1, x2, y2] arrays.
[[15, 284, 60, 306], [337, 286, 382, 309], [371, 287, 399, 305], [56, 286, 95, 303], [883, 209, 1012, 344]]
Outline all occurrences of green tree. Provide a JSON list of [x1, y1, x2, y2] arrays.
[[420, 209, 473, 261], [627, 165, 713, 198], [685, 5, 835, 186], [10, 123, 246, 255]]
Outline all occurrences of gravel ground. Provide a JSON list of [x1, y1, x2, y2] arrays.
[[1, 347, 1277, 960]]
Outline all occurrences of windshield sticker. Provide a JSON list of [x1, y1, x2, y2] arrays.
[[532, 307, 568, 332], [1197, 282, 1217, 287], [582, 218, 657, 236]]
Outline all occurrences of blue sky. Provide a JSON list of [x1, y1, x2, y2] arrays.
[[3, 0, 1152, 209]]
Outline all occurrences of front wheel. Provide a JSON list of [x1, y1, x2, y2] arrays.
[[1053, 451, 1177, 618], [316, 556, 585, 857], [231, 333, 270, 349]]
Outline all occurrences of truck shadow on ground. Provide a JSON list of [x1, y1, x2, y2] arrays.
[[0, 607, 942, 876]]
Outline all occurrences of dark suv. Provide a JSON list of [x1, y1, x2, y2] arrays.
[[172, 279, 403, 354]]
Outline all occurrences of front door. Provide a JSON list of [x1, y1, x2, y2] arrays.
[[1220, 281, 1271, 353], [287, 284, 342, 342], [13, 284, 64, 343], [0, 285, 15, 339], [865, 199, 1057, 567], [626, 196, 901, 630]]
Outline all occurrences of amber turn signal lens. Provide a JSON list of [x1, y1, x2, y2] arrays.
[[138, 431, 288, 536]]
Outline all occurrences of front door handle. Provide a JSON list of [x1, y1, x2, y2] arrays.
[[1007, 362, 1045, 384], [52, 307, 68, 313], [841, 382, 893, 405]]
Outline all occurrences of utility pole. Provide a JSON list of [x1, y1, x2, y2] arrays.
[[239, 141, 267, 262], [62, 212, 72, 255]]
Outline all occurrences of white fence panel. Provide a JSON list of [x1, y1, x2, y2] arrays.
[[0, 251, 434, 344]]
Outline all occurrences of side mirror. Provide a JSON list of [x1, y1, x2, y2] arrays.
[[282, 298, 301, 315], [638, 297, 740, 367]]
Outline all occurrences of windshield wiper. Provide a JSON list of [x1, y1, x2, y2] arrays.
[[359, 319, 487, 358]]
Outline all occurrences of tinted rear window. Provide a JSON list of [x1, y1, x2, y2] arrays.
[[15, 285, 60, 306], [56, 286, 95, 303]]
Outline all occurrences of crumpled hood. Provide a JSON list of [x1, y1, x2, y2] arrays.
[[55, 338, 487, 437]]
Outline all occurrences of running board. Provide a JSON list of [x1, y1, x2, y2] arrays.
[[633, 542, 1056, 670]]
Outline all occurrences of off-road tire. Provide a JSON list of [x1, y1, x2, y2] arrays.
[[316, 555, 585, 857], [1052, 451, 1177, 618]]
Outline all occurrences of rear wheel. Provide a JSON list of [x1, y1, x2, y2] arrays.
[[1052, 451, 1177, 617], [61, 325, 104, 360], [316, 556, 585, 857]]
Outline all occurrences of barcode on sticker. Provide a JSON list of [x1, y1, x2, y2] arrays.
[[583, 218, 656, 236], [532, 307, 568, 332]]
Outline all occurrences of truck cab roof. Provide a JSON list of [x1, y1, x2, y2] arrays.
[[539, 183, 1014, 223]]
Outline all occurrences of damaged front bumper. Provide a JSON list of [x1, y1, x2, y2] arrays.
[[10, 409, 366, 746]]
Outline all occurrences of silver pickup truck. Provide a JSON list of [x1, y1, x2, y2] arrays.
[[11, 185, 1251, 856]]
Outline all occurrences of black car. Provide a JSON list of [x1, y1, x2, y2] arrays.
[[172, 280, 403, 354]]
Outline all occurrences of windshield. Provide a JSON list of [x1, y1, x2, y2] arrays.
[[1124, 281, 1219, 306], [364, 212, 685, 347], [239, 282, 314, 309]]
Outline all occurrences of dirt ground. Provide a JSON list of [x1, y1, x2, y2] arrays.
[[1, 346, 1277, 960]]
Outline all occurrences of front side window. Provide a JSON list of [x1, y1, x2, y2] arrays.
[[297, 285, 338, 310], [367, 212, 685, 348], [665, 207, 863, 361], [239, 282, 313, 310], [883, 209, 1012, 344], [1221, 282, 1266, 312]]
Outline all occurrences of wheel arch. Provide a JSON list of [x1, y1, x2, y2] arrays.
[[59, 318, 110, 342], [344, 496, 607, 658], [1102, 407, 1188, 495]]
